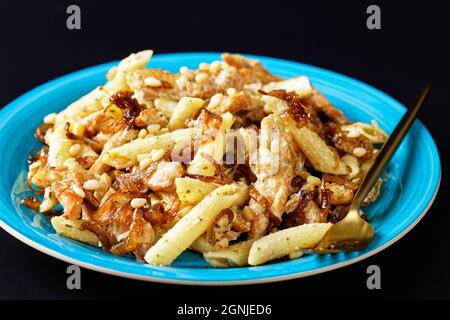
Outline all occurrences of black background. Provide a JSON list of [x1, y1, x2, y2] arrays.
[[0, 0, 449, 300]]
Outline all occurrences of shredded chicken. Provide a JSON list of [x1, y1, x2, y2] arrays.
[[147, 161, 184, 191], [249, 114, 297, 234]]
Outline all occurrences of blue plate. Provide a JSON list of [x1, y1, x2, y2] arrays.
[[0, 53, 441, 285]]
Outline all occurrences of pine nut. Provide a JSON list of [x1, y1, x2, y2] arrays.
[[131, 198, 147, 208], [144, 77, 162, 87], [83, 179, 101, 191], [72, 184, 86, 198], [195, 72, 208, 83], [209, 61, 222, 73], [353, 147, 367, 157], [227, 88, 237, 96], [199, 62, 210, 71], [138, 129, 147, 139], [69, 144, 81, 157], [176, 75, 189, 89], [63, 157, 76, 168], [147, 123, 160, 133], [346, 130, 360, 138], [179, 66, 190, 75], [208, 93, 223, 109]]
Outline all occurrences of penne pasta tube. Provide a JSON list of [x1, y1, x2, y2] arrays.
[[105, 50, 153, 93], [175, 177, 219, 205], [168, 97, 205, 130], [103, 128, 194, 168], [248, 223, 332, 265], [54, 87, 110, 126], [90, 128, 138, 174], [51, 216, 99, 246], [203, 240, 254, 267], [286, 119, 349, 175], [144, 183, 248, 266], [47, 123, 73, 169], [262, 76, 312, 98]]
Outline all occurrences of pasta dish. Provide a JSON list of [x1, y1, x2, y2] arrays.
[[23, 50, 387, 267]]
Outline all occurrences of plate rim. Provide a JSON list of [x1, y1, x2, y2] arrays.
[[0, 52, 442, 285]]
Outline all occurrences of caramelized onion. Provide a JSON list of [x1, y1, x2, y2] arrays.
[[35, 123, 53, 143], [81, 221, 111, 250], [26, 146, 48, 195], [143, 198, 180, 227], [115, 168, 156, 194], [28, 183, 45, 195], [283, 189, 317, 228], [232, 164, 257, 185], [249, 185, 280, 227], [64, 122, 79, 140], [21, 195, 41, 210], [264, 89, 308, 127], [110, 90, 145, 128], [93, 192, 135, 225], [290, 175, 305, 188], [333, 133, 374, 161], [110, 208, 145, 257]]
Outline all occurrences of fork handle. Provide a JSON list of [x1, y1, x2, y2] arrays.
[[350, 85, 431, 211]]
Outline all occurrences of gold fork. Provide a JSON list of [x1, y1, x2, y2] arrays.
[[314, 85, 431, 253]]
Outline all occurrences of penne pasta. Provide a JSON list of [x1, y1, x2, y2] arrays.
[[248, 223, 332, 265], [175, 177, 219, 205], [51, 216, 99, 246], [203, 240, 254, 267], [144, 183, 248, 266], [262, 76, 312, 98], [103, 128, 194, 168], [47, 123, 73, 169], [168, 97, 205, 130], [54, 87, 109, 126], [105, 50, 153, 93], [286, 119, 349, 175]]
